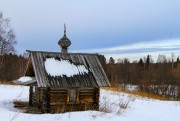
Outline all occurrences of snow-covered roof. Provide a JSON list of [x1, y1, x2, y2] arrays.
[[12, 76, 36, 86], [18, 76, 33, 82], [24, 50, 110, 88], [44, 58, 89, 77]]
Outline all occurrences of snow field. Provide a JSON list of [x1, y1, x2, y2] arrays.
[[0, 84, 180, 121]]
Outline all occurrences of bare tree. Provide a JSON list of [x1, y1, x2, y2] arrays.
[[157, 54, 167, 64], [171, 53, 175, 69], [0, 12, 16, 55]]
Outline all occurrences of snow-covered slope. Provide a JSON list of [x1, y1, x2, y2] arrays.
[[0, 84, 179, 121], [100, 89, 180, 121]]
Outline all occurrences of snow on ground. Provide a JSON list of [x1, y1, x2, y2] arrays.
[[101, 89, 180, 121], [44, 58, 89, 77], [0, 84, 180, 121]]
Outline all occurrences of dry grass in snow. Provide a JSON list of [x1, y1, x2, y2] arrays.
[[0, 84, 180, 121]]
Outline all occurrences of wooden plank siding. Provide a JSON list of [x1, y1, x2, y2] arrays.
[[32, 87, 100, 113]]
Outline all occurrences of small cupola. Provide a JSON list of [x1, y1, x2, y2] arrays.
[[58, 24, 71, 54]]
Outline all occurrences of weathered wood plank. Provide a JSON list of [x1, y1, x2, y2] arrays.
[[28, 51, 110, 88]]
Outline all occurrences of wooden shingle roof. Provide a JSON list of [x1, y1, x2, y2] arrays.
[[25, 50, 110, 88]]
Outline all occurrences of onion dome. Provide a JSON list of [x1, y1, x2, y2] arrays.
[[58, 24, 71, 53]]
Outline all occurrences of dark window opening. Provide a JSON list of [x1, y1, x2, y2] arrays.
[[69, 89, 77, 102]]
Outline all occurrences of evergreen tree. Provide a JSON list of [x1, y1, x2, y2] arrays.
[[97, 54, 106, 70], [177, 56, 180, 63], [109, 57, 115, 64], [145, 55, 151, 70], [138, 58, 144, 67], [97, 54, 106, 64]]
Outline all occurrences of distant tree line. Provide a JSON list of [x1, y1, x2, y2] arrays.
[[98, 54, 180, 100], [0, 12, 27, 81], [0, 53, 28, 81], [0, 53, 179, 100]]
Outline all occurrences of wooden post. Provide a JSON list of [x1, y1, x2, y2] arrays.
[[76, 89, 79, 102], [94, 88, 99, 110], [67, 89, 70, 102], [45, 87, 50, 113], [29, 86, 33, 106]]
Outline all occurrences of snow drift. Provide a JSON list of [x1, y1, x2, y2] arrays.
[[0, 84, 180, 121]]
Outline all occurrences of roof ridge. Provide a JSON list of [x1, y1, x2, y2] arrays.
[[26, 50, 98, 55]]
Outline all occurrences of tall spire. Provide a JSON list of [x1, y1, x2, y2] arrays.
[[64, 23, 66, 35]]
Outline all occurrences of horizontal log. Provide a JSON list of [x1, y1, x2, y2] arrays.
[[50, 101, 67, 104], [50, 94, 67, 96], [49, 89, 67, 91], [50, 94, 67, 97], [79, 93, 94, 95], [79, 90, 94, 93], [32, 98, 36, 101], [49, 91, 67, 93], [50, 88, 66, 90], [39, 87, 49, 90], [49, 93, 67, 95], [79, 87, 94, 90], [50, 95, 66, 98], [50, 97, 67, 101], [50, 107, 64, 110], [79, 95, 93, 97], [32, 95, 36, 98], [50, 102, 66, 105]]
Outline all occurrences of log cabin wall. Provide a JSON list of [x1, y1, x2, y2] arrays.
[[25, 50, 110, 113], [38, 87, 50, 113], [49, 88, 67, 113], [29, 86, 38, 107], [35, 87, 100, 113], [30, 87, 50, 113]]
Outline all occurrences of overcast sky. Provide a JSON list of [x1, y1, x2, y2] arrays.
[[0, 0, 180, 61]]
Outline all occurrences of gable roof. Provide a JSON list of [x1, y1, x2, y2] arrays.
[[25, 50, 110, 88]]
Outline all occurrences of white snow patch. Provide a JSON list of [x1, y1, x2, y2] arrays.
[[32, 86, 35, 92], [44, 58, 89, 77], [18, 76, 33, 82], [0, 84, 180, 121]]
